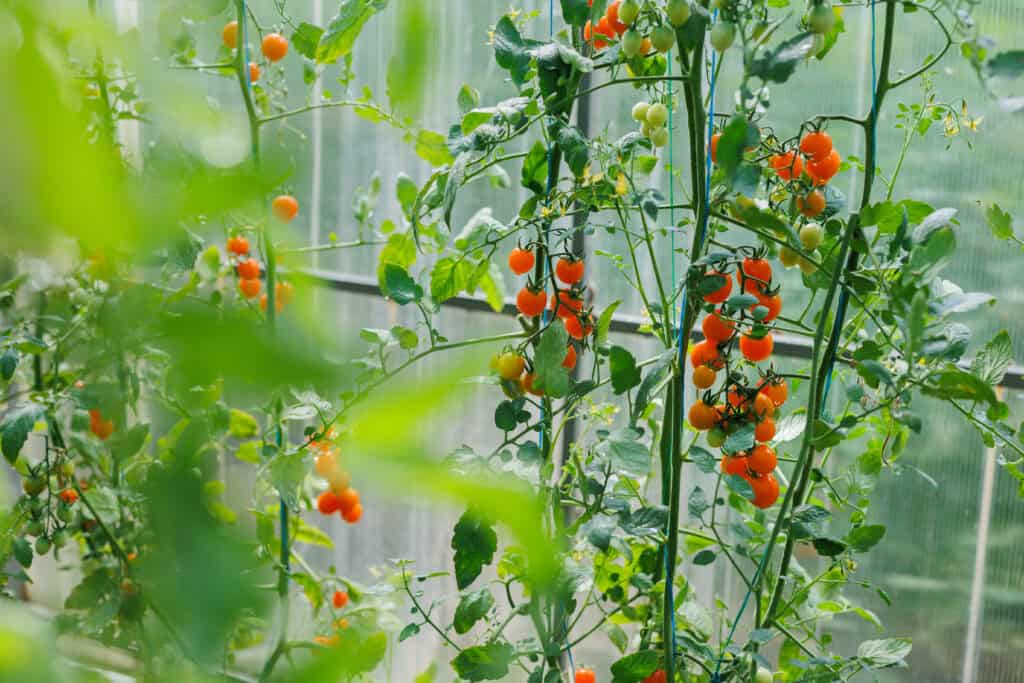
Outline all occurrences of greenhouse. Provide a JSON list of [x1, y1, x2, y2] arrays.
[[1, 1, 1023, 682]]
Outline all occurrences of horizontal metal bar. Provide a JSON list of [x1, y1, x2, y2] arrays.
[[299, 269, 1024, 391]]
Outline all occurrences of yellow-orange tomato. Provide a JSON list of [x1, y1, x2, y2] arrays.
[[693, 365, 717, 389], [315, 452, 337, 477], [222, 20, 239, 49], [272, 194, 299, 222], [261, 33, 289, 62], [688, 400, 719, 431], [760, 379, 789, 406], [753, 392, 775, 418], [797, 190, 826, 218]]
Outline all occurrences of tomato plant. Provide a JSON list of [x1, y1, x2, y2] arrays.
[[0, 1, 1022, 683]]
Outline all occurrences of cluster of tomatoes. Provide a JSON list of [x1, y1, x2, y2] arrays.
[[631, 100, 670, 148], [769, 129, 841, 220], [312, 589, 352, 649], [686, 256, 790, 509], [574, 667, 666, 683], [584, 1, 692, 56], [227, 195, 298, 312], [498, 247, 591, 395], [88, 408, 114, 440], [221, 20, 289, 83], [312, 435, 363, 524]]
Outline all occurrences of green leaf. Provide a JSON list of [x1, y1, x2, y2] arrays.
[[451, 642, 515, 681], [453, 588, 494, 634], [985, 203, 1014, 240], [812, 536, 847, 557], [377, 231, 417, 294], [317, 0, 390, 64], [108, 424, 149, 461], [268, 451, 307, 510], [430, 257, 475, 304], [610, 650, 659, 681], [493, 15, 537, 86], [583, 514, 617, 551], [689, 446, 718, 474], [693, 549, 716, 565], [605, 429, 650, 477], [688, 485, 709, 518], [749, 33, 815, 83], [791, 504, 830, 540], [521, 140, 549, 194], [595, 300, 621, 346], [399, 622, 421, 642], [391, 325, 419, 350], [847, 524, 886, 552], [396, 174, 419, 218], [609, 346, 642, 395], [476, 262, 506, 314], [858, 638, 912, 669], [534, 323, 571, 398], [12, 537, 32, 568], [234, 440, 262, 464], [923, 367, 998, 406], [0, 349, 17, 381], [725, 474, 754, 501], [442, 152, 470, 228], [451, 508, 497, 590], [228, 409, 259, 439], [716, 115, 759, 185], [291, 22, 325, 60], [856, 360, 894, 389], [293, 517, 334, 548], [494, 401, 517, 432], [987, 50, 1024, 80], [722, 422, 755, 456], [415, 129, 454, 166], [973, 331, 1013, 385], [1, 404, 42, 465], [560, 0, 590, 26], [383, 264, 423, 305], [556, 124, 589, 177]]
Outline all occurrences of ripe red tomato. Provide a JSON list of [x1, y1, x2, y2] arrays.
[[342, 503, 363, 523], [239, 277, 261, 299], [754, 293, 782, 322], [739, 333, 774, 362], [555, 257, 585, 284], [59, 489, 79, 505], [800, 130, 833, 161], [711, 132, 721, 164], [738, 257, 772, 293], [755, 417, 776, 442], [702, 270, 733, 304], [516, 287, 547, 317], [748, 444, 777, 474], [317, 491, 342, 515], [564, 315, 593, 340], [272, 194, 299, 222], [508, 248, 535, 275], [721, 454, 748, 476], [689, 340, 723, 369], [770, 151, 804, 181], [752, 392, 775, 418], [702, 310, 735, 342], [237, 258, 260, 280], [807, 149, 841, 185], [562, 345, 578, 370], [333, 590, 349, 609], [261, 33, 289, 62], [227, 235, 249, 256], [750, 473, 780, 508], [551, 290, 584, 320], [575, 668, 596, 683]]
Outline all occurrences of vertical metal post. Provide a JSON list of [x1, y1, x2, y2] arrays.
[[962, 387, 1001, 683]]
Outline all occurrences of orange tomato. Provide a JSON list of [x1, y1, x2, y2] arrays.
[[755, 417, 776, 442], [333, 590, 349, 609], [222, 20, 239, 49], [342, 503, 363, 523], [555, 257, 585, 284], [748, 445, 777, 474], [239, 277, 260, 299], [688, 400, 719, 431], [693, 365, 717, 389], [753, 392, 775, 418], [317, 491, 342, 515], [562, 345, 578, 370], [516, 287, 547, 317], [272, 194, 299, 222], [702, 310, 735, 342], [689, 340, 723, 369], [760, 379, 789, 406], [248, 62, 260, 82], [807, 149, 841, 185], [770, 151, 804, 181], [261, 32, 289, 62], [797, 190, 826, 218], [710, 132, 721, 164], [750, 473, 780, 508], [702, 270, 733, 304], [237, 258, 260, 280], [754, 293, 782, 322], [721, 454, 748, 476], [508, 248, 535, 275], [739, 333, 774, 362], [564, 315, 593, 340], [800, 130, 833, 161]]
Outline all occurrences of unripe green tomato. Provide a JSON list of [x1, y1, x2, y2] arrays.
[[641, 121, 653, 137], [755, 667, 774, 683], [646, 102, 669, 127], [667, 0, 691, 27], [22, 476, 46, 497], [60, 461, 75, 478], [52, 531, 68, 549], [35, 537, 51, 555], [779, 245, 800, 268], [651, 25, 675, 54], [650, 126, 670, 148], [799, 256, 818, 275], [26, 520, 45, 537], [619, 0, 640, 25], [57, 505, 74, 524], [800, 222, 824, 250], [632, 101, 651, 122], [621, 29, 644, 58], [710, 21, 737, 52], [707, 427, 727, 448], [809, 3, 836, 34], [752, 21, 770, 41]]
